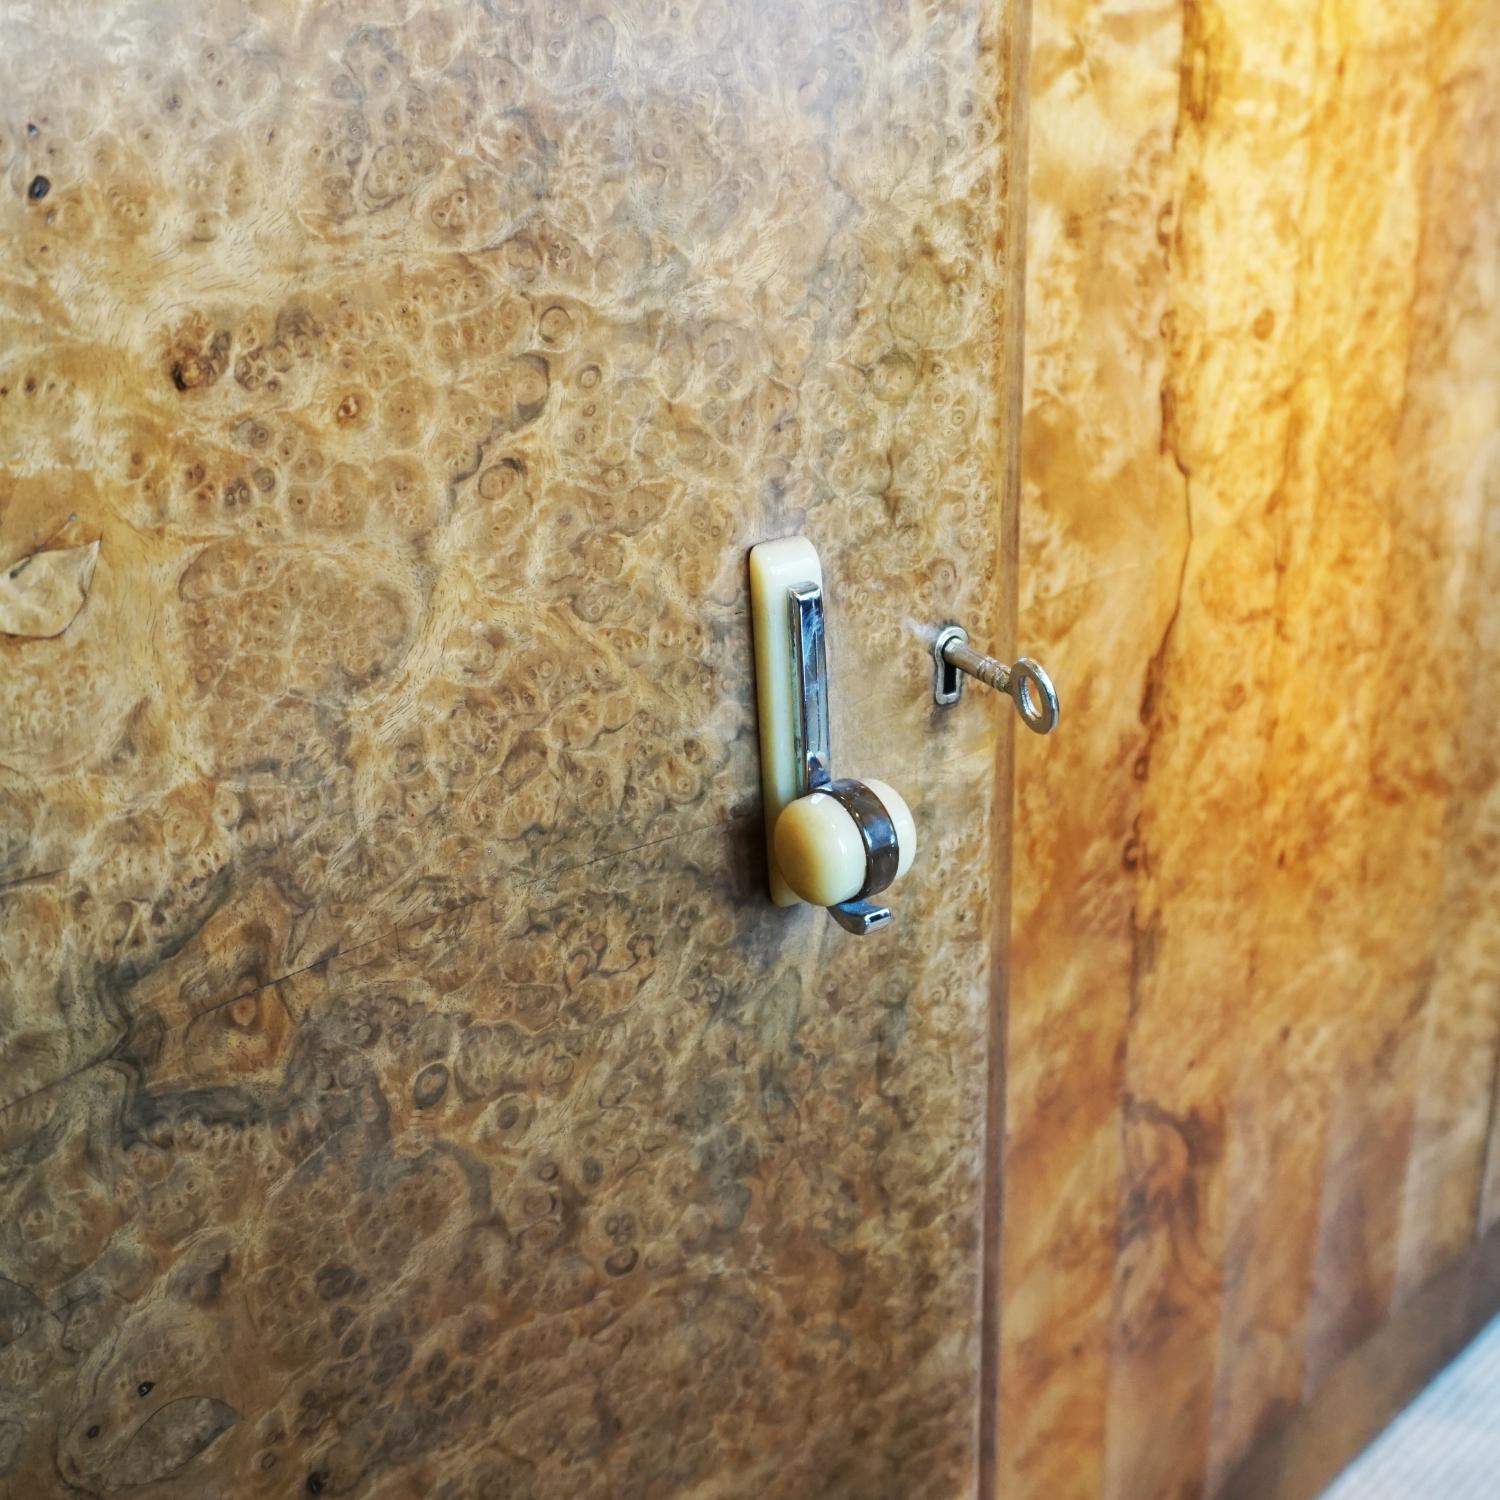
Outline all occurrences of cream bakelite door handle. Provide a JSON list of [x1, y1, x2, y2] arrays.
[[750, 537, 916, 935]]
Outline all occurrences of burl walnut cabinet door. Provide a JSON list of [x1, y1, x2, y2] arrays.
[[0, 3, 1027, 1497]]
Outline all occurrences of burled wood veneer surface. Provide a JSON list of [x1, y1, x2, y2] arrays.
[[1006, 1, 1500, 1498], [0, 3, 1027, 1496]]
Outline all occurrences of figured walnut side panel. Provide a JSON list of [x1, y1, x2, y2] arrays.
[[1006, 1, 1500, 1498]]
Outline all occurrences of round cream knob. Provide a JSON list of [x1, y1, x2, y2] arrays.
[[775, 792, 865, 906], [773, 778, 916, 908]]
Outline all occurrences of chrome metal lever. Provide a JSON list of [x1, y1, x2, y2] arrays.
[[829, 899, 893, 935], [933, 624, 1059, 734], [788, 581, 832, 793], [788, 585, 894, 932]]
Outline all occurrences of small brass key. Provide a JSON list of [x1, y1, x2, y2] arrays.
[[932, 624, 1059, 735]]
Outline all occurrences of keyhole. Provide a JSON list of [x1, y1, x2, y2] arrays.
[[933, 625, 969, 706]]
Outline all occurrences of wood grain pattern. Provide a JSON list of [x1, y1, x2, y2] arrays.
[[1, 798, 1002, 1498], [1004, 1, 1500, 1497], [0, 2, 1028, 1495], [1218, 1220, 1500, 1500]]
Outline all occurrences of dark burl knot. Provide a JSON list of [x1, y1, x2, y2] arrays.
[[27, 175, 50, 200]]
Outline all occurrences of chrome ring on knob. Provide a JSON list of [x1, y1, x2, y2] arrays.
[[824, 778, 900, 900]]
